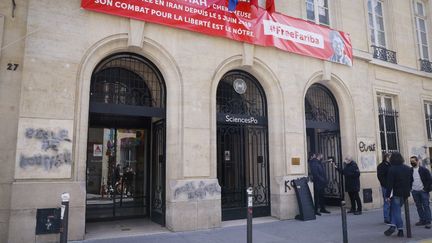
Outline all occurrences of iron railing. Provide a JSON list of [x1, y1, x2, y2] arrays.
[[318, 131, 343, 200], [90, 53, 165, 108], [217, 71, 270, 220], [372, 45, 397, 64], [217, 71, 267, 117], [420, 59, 432, 73], [305, 84, 339, 124]]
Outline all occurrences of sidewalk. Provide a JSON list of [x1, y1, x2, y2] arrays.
[[73, 206, 432, 243]]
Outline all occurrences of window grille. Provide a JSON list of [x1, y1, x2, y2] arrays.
[[377, 95, 399, 154], [90, 53, 165, 109]]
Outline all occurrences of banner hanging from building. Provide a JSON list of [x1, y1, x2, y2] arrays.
[[81, 0, 353, 66]]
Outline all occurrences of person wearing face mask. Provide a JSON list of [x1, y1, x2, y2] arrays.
[[410, 156, 432, 229]]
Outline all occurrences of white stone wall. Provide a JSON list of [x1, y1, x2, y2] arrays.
[[0, 0, 30, 242], [1, 0, 432, 242]]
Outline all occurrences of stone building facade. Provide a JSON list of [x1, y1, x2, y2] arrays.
[[1, 0, 432, 242]]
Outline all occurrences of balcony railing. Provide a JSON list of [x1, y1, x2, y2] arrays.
[[372, 45, 397, 64], [420, 59, 432, 73]]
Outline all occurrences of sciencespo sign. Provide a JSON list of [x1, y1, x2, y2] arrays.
[[82, 0, 353, 66]]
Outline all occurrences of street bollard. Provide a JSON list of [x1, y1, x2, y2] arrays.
[[247, 187, 253, 243], [404, 198, 412, 238], [341, 200, 348, 243], [60, 192, 70, 243]]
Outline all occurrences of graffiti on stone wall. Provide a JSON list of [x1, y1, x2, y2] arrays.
[[174, 181, 221, 200], [284, 180, 292, 192], [25, 128, 71, 151], [358, 141, 376, 153], [19, 152, 72, 171], [357, 139, 377, 172], [19, 127, 72, 171]]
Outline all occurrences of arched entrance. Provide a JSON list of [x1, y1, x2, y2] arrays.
[[216, 70, 270, 220], [85, 53, 166, 225], [305, 84, 343, 203]]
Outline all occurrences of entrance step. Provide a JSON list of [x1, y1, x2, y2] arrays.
[[221, 216, 278, 228], [85, 218, 169, 240]]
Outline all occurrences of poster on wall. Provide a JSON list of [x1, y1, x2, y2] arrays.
[[15, 118, 73, 179], [93, 144, 103, 157], [81, 0, 353, 66]]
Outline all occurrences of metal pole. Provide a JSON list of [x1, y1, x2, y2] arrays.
[[341, 200, 348, 243], [120, 177, 124, 207], [404, 198, 412, 238], [247, 187, 253, 243], [60, 192, 70, 243]]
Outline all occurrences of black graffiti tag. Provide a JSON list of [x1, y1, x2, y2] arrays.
[[25, 128, 71, 151], [19, 150, 72, 171], [174, 181, 221, 200], [359, 141, 376, 153]]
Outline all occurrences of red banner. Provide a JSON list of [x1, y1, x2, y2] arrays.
[[81, 0, 353, 66]]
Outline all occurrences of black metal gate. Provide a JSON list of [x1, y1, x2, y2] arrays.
[[217, 125, 270, 220], [86, 53, 166, 224], [216, 71, 270, 220], [150, 120, 165, 225], [318, 131, 343, 201], [305, 84, 344, 203]]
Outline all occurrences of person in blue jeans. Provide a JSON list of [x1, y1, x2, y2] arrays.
[[410, 156, 432, 229], [377, 153, 391, 223], [384, 152, 412, 237]]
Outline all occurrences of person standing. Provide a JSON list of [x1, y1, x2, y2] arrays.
[[335, 156, 362, 215], [377, 153, 392, 223], [309, 153, 330, 215], [410, 156, 432, 229], [384, 152, 413, 237]]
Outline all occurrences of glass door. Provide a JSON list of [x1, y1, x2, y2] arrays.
[[86, 127, 149, 220]]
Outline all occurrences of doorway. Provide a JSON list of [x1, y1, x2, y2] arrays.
[[216, 71, 270, 220], [305, 84, 343, 204], [86, 124, 149, 219], [85, 53, 166, 225]]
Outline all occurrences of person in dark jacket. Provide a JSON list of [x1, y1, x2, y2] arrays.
[[384, 152, 413, 237], [335, 156, 362, 215], [377, 153, 391, 223], [410, 156, 432, 229], [309, 153, 330, 215]]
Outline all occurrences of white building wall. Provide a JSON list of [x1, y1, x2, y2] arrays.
[[0, 0, 431, 242]]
